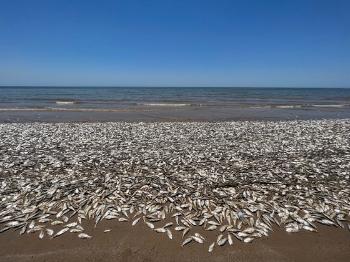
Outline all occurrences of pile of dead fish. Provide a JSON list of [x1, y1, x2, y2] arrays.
[[0, 120, 349, 252]]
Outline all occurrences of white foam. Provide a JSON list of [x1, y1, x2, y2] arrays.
[[312, 104, 345, 108], [56, 101, 76, 105], [142, 103, 191, 107], [276, 105, 302, 109]]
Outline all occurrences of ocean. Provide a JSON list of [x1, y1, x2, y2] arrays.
[[1, 86, 350, 110], [0, 87, 350, 122]]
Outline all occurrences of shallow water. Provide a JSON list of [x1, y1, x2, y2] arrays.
[[1, 87, 350, 122]]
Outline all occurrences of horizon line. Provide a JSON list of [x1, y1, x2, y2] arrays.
[[1, 85, 350, 89]]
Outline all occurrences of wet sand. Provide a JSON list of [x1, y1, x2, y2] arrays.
[[1, 106, 350, 122], [0, 222, 349, 262]]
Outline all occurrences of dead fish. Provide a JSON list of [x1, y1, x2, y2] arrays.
[[175, 226, 186, 231], [78, 233, 92, 239], [319, 219, 335, 226], [6, 221, 20, 227], [20, 225, 27, 235], [206, 225, 217, 231], [154, 228, 166, 233], [182, 237, 193, 246], [182, 227, 190, 238], [217, 237, 227, 246], [208, 242, 215, 252], [70, 228, 83, 233], [132, 217, 141, 226], [46, 229, 54, 236], [243, 227, 255, 234], [51, 220, 63, 226], [166, 229, 173, 239], [192, 235, 204, 243], [228, 234, 233, 245], [303, 225, 317, 232], [219, 225, 227, 232], [54, 227, 69, 238], [243, 237, 254, 243], [66, 222, 78, 228], [0, 227, 11, 233], [145, 221, 155, 229], [195, 233, 204, 240], [286, 227, 299, 233], [39, 230, 45, 239]]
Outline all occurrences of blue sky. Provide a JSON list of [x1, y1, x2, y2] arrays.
[[0, 0, 349, 87]]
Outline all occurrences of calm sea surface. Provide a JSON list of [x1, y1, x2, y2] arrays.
[[1, 87, 350, 110], [1, 87, 350, 122]]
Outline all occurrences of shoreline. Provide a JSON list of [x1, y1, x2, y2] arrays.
[[1, 106, 350, 123]]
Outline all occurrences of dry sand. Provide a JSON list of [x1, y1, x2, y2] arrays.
[[0, 221, 349, 262]]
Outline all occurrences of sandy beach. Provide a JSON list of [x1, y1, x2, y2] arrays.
[[1, 222, 350, 262], [1, 105, 350, 123], [1, 120, 350, 262]]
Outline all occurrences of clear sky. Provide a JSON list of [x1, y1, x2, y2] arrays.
[[0, 0, 349, 87]]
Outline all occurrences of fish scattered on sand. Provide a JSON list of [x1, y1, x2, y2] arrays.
[[0, 120, 349, 252]]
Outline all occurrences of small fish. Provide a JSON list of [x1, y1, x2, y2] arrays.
[[104, 229, 111, 233], [208, 242, 215, 252], [51, 220, 63, 226], [303, 225, 316, 232], [216, 233, 223, 243], [20, 225, 27, 235], [243, 237, 254, 243], [228, 234, 233, 245], [192, 235, 204, 243], [286, 227, 299, 233], [219, 225, 227, 232], [154, 228, 166, 233], [70, 228, 83, 233], [54, 227, 69, 238], [188, 219, 196, 226], [66, 222, 78, 228], [28, 221, 35, 229], [39, 231, 44, 239], [182, 237, 192, 246], [237, 232, 249, 237], [78, 233, 92, 239], [166, 229, 173, 239], [182, 227, 190, 238], [175, 226, 186, 231], [46, 228, 54, 236], [198, 218, 206, 226], [208, 221, 220, 226], [6, 221, 20, 227], [243, 227, 255, 234], [206, 225, 217, 231], [319, 219, 335, 226], [145, 221, 155, 229], [0, 227, 11, 233], [132, 217, 141, 226], [195, 233, 204, 240], [217, 237, 227, 246]]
